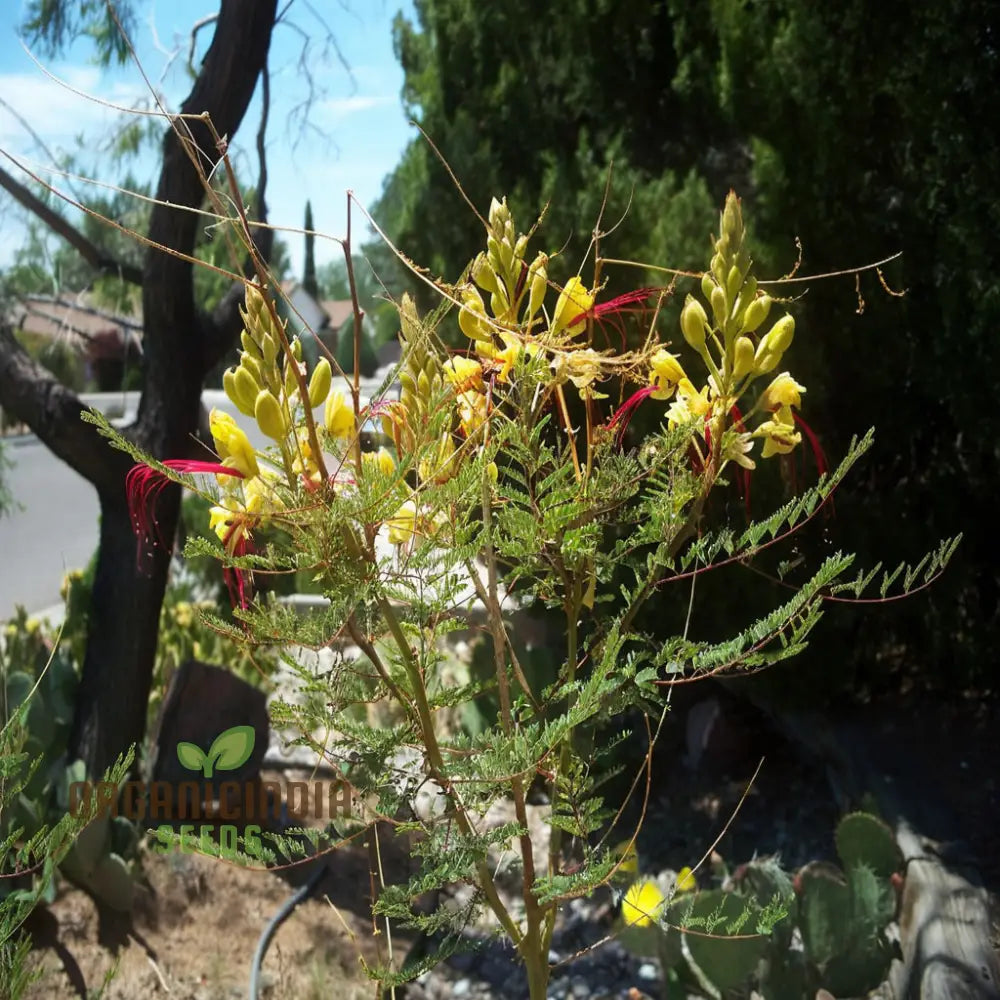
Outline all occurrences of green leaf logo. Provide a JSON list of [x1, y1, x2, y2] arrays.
[[176, 725, 256, 778]]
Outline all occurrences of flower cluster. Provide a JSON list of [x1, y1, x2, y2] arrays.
[[635, 193, 816, 476]]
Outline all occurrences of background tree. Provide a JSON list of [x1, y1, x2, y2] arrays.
[[302, 198, 318, 298], [0, 0, 279, 776], [373, 0, 996, 699]]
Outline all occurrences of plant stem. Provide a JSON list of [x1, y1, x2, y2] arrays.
[[542, 577, 581, 955], [339, 523, 525, 950]]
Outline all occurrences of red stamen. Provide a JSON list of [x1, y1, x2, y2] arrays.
[[222, 526, 253, 610], [608, 385, 655, 447], [126, 460, 244, 570], [792, 412, 827, 478]]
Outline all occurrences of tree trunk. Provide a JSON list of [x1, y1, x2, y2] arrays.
[[64, 0, 277, 777]]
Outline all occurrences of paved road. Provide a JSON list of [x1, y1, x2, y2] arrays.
[[0, 381, 392, 621], [0, 436, 101, 621]]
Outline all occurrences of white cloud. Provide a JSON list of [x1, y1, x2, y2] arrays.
[[0, 63, 158, 152], [318, 94, 393, 119]]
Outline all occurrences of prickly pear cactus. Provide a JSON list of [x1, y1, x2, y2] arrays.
[[794, 813, 900, 997], [835, 810, 902, 878], [676, 888, 769, 994]]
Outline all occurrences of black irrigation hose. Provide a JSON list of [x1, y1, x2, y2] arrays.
[[248, 862, 327, 999]]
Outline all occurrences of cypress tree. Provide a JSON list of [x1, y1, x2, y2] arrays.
[[302, 200, 318, 299]]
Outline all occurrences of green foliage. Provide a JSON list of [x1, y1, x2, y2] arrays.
[[643, 810, 902, 998], [85, 193, 949, 999], [374, 0, 991, 699], [334, 317, 379, 377], [0, 441, 14, 519], [1, 612, 134, 997]]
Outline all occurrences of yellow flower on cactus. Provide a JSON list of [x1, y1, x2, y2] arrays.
[[324, 389, 355, 440], [443, 355, 484, 392], [760, 372, 806, 412], [666, 378, 712, 428], [675, 866, 696, 893], [755, 404, 802, 458], [387, 500, 419, 546], [648, 349, 687, 400], [622, 879, 666, 928], [550, 276, 594, 337], [210, 408, 259, 479]]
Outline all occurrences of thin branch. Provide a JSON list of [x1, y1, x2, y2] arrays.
[[0, 322, 131, 495], [0, 161, 143, 286]]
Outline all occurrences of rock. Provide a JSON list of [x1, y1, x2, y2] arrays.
[[150, 660, 268, 805]]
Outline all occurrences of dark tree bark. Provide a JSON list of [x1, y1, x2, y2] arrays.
[[0, 0, 278, 777]]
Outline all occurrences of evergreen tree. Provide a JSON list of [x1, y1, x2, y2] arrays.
[[302, 199, 318, 299]]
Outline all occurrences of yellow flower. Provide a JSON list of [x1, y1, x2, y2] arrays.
[[173, 601, 194, 628], [666, 379, 712, 428], [291, 430, 322, 486], [622, 879, 666, 928], [362, 447, 397, 477], [419, 433, 458, 484], [755, 404, 801, 458], [457, 389, 488, 437], [550, 276, 594, 337], [324, 390, 355, 440], [443, 355, 484, 392], [760, 372, 805, 411], [648, 349, 687, 400], [675, 866, 696, 893], [387, 501, 419, 546], [210, 408, 259, 479], [556, 348, 606, 392]]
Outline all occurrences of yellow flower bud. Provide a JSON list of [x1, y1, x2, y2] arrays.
[[459, 287, 491, 341], [486, 461, 498, 484], [732, 336, 755, 380], [210, 408, 259, 478], [726, 263, 743, 301], [680, 294, 708, 351], [754, 314, 795, 373], [324, 389, 355, 440], [261, 331, 278, 367], [254, 389, 286, 442], [472, 252, 500, 295], [244, 282, 267, 325], [550, 276, 594, 337], [224, 367, 257, 417], [740, 294, 772, 335], [701, 272, 715, 300], [307, 358, 332, 408], [710, 284, 728, 329], [241, 329, 264, 361], [526, 252, 548, 323], [240, 352, 264, 387]]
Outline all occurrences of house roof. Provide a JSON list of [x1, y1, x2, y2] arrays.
[[9, 294, 141, 351], [278, 280, 352, 334]]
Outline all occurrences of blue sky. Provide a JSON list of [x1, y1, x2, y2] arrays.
[[0, 0, 417, 277]]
